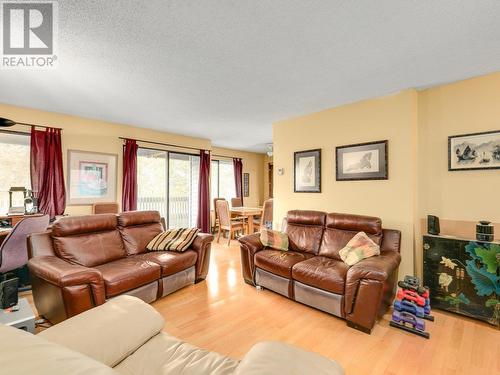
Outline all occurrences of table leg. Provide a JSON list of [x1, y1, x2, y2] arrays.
[[247, 215, 254, 234]]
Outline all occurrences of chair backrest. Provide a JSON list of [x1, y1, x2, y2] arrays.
[[260, 198, 273, 229], [215, 200, 231, 228], [231, 197, 242, 207], [0, 215, 50, 273], [92, 202, 119, 215], [213, 198, 226, 220]]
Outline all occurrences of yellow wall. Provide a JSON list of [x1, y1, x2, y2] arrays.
[[415, 72, 500, 276], [273, 72, 500, 278], [273, 90, 418, 277], [0, 103, 265, 215], [211, 147, 266, 207]]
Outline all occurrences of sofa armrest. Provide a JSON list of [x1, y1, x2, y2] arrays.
[[235, 341, 344, 375], [238, 233, 264, 285], [344, 251, 401, 333], [39, 296, 165, 368], [190, 233, 214, 282], [28, 256, 106, 323]]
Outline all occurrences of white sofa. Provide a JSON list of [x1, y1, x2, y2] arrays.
[[0, 296, 344, 375]]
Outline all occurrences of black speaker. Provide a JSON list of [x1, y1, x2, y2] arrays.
[[476, 221, 494, 242], [0, 277, 19, 309], [427, 215, 440, 235]]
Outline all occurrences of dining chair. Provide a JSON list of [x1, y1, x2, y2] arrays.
[[252, 198, 273, 233], [215, 200, 246, 246], [0, 215, 50, 287], [231, 197, 243, 207], [92, 202, 120, 214], [212, 198, 226, 233]]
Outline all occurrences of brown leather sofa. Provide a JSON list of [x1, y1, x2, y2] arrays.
[[27, 211, 213, 323], [239, 210, 401, 333]]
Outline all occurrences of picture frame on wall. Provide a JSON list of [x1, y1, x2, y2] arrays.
[[448, 130, 500, 171], [336, 140, 388, 181], [243, 173, 250, 197], [67, 150, 118, 205], [294, 149, 321, 193]]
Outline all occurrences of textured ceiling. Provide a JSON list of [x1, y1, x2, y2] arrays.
[[1, 1, 500, 152]]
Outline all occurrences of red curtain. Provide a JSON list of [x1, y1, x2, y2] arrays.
[[197, 150, 211, 233], [122, 139, 138, 211], [30, 127, 66, 218], [233, 158, 243, 205]]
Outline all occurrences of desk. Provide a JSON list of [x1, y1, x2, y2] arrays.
[[230, 207, 263, 234]]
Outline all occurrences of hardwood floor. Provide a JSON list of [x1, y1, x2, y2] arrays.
[[27, 240, 499, 374]]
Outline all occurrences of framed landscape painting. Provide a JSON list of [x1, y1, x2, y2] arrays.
[[336, 140, 388, 181], [67, 150, 118, 205], [448, 130, 500, 171], [294, 149, 321, 193]]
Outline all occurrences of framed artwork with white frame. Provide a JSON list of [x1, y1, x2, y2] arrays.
[[67, 150, 118, 205]]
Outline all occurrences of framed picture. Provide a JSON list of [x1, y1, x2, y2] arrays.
[[67, 150, 118, 205], [243, 173, 250, 197], [294, 149, 321, 193], [336, 140, 388, 181], [448, 130, 500, 171]]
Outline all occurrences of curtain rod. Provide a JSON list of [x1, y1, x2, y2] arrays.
[[8, 121, 62, 130], [119, 137, 241, 159], [120, 137, 203, 152]]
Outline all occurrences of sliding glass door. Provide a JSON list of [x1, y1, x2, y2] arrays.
[[168, 153, 199, 228], [137, 148, 199, 228]]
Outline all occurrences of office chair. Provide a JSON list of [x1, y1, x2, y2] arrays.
[[0, 215, 50, 291]]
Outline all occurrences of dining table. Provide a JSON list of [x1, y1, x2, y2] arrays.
[[230, 206, 263, 235]]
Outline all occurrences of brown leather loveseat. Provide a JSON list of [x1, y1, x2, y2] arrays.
[[28, 211, 212, 323], [239, 210, 401, 333]]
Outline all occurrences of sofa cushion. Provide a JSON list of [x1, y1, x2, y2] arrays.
[[255, 249, 313, 279], [285, 210, 326, 254], [147, 228, 200, 252], [292, 256, 349, 294], [114, 332, 239, 375], [96, 257, 161, 297], [137, 250, 197, 277], [318, 213, 382, 260], [118, 211, 163, 255], [39, 296, 164, 368], [52, 215, 127, 267], [0, 324, 116, 375]]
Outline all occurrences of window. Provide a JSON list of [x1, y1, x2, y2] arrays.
[[137, 148, 200, 229], [0, 132, 31, 215], [210, 160, 235, 207]]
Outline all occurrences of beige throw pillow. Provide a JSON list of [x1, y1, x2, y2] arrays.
[[339, 231, 380, 266], [147, 228, 199, 252]]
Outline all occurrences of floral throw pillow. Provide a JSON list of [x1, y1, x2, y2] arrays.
[[339, 232, 380, 266], [260, 229, 289, 251]]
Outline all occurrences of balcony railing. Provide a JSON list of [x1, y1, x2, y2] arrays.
[[137, 196, 196, 228]]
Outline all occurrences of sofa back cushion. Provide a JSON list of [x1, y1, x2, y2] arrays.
[[52, 215, 126, 267], [117, 211, 163, 255], [319, 213, 382, 260], [285, 210, 326, 254]]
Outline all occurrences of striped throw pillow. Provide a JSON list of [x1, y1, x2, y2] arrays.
[[260, 229, 289, 251], [147, 228, 200, 252]]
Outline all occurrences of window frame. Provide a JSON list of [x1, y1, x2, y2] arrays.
[[137, 146, 200, 229]]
